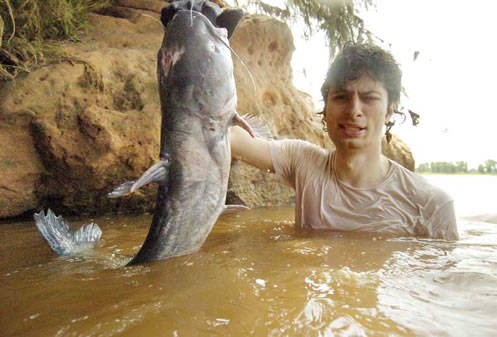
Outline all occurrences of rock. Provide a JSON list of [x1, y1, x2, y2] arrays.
[[227, 15, 332, 207], [0, 11, 163, 217], [113, 0, 164, 13], [382, 134, 415, 171], [0, 7, 415, 218], [0, 124, 44, 218]]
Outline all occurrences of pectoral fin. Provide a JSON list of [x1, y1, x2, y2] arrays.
[[232, 112, 256, 137], [108, 160, 169, 198], [108, 181, 135, 198], [131, 160, 169, 192]]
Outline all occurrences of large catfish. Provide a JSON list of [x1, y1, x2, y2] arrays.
[[34, 0, 255, 265]]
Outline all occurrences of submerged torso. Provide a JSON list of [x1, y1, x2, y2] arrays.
[[269, 139, 459, 240]]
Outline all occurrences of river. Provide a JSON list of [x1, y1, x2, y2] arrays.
[[1, 174, 496, 337]]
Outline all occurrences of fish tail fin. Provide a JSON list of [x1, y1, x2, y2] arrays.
[[34, 209, 102, 256]]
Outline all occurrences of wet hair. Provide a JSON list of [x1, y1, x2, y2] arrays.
[[321, 43, 402, 108]]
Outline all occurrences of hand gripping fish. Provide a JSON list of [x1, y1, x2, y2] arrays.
[[34, 0, 256, 265]]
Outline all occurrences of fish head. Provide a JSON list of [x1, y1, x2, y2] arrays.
[[160, 0, 244, 39], [156, 1, 256, 185], [157, 1, 247, 163], [157, 0, 244, 116]]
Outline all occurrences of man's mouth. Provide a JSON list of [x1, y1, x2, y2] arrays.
[[340, 125, 365, 130], [338, 123, 366, 136]]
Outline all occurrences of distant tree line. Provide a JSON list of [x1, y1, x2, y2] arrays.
[[416, 160, 497, 174]]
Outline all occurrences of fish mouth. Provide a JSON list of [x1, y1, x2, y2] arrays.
[[176, 10, 228, 39], [175, 9, 212, 22]]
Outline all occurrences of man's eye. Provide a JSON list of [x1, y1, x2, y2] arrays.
[[333, 95, 347, 101], [364, 96, 380, 101]]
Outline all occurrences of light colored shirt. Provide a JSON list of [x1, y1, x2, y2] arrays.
[[269, 139, 459, 240]]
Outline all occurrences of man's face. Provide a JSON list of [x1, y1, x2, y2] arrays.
[[324, 73, 393, 152]]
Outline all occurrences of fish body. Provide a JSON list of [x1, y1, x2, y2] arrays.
[[129, 3, 245, 264], [34, 1, 250, 265]]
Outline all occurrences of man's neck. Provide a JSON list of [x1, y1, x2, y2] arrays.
[[334, 147, 390, 188]]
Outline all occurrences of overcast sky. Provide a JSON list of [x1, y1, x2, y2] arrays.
[[288, 0, 497, 168]]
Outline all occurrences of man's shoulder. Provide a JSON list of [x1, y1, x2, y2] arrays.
[[390, 160, 453, 204], [272, 138, 324, 149], [269, 139, 331, 181], [271, 139, 328, 159]]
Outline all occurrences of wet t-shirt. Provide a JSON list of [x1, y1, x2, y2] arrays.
[[269, 139, 459, 240]]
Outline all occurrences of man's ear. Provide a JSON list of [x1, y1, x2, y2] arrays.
[[386, 104, 394, 122], [216, 8, 244, 39]]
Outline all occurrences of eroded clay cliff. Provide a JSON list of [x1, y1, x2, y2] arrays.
[[0, 4, 414, 218]]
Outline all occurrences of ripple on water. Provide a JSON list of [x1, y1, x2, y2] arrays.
[[3, 209, 497, 336], [377, 236, 497, 337]]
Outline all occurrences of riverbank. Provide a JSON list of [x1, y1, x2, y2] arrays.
[[0, 1, 414, 220], [419, 172, 497, 176]]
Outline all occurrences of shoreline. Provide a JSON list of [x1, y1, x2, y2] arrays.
[[418, 172, 497, 176]]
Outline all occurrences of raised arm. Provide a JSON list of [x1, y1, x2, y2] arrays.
[[230, 126, 274, 173]]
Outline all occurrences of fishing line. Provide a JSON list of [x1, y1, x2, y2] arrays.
[[224, 41, 257, 94], [189, 1, 194, 26]]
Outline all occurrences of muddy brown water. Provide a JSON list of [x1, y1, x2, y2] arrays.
[[2, 202, 497, 337]]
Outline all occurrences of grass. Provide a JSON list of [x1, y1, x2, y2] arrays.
[[0, 0, 113, 80]]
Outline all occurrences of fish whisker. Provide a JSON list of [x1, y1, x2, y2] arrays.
[[186, 10, 257, 93]]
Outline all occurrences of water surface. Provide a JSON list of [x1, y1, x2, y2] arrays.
[[2, 175, 497, 336]]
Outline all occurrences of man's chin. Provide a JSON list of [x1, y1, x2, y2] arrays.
[[332, 138, 364, 150]]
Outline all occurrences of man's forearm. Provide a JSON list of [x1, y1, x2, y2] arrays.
[[230, 126, 274, 172]]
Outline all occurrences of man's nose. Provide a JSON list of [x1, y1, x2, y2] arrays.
[[347, 94, 363, 117]]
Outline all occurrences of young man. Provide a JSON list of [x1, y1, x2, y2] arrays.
[[230, 44, 458, 240]]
